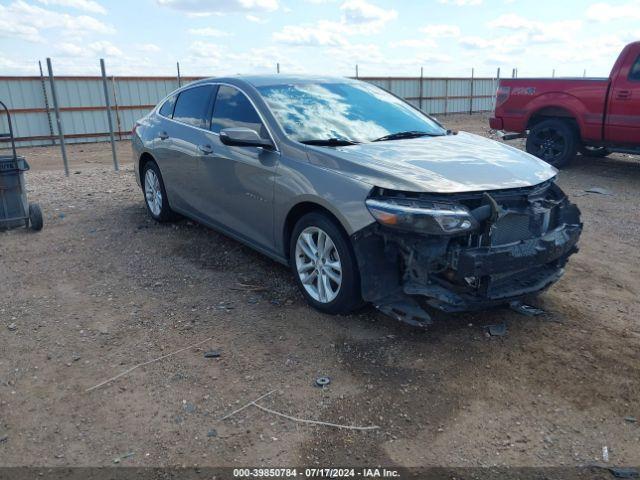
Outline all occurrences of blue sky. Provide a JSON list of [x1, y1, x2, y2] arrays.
[[1, 0, 639, 77]]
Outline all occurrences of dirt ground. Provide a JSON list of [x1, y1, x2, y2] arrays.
[[1, 114, 639, 471]]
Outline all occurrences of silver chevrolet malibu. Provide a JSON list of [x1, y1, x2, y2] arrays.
[[132, 76, 582, 326]]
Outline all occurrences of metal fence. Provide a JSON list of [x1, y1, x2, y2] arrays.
[[1, 71, 498, 149]]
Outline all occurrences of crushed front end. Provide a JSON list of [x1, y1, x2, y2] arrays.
[[351, 180, 582, 326]]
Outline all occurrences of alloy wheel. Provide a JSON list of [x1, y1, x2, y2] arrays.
[[144, 169, 162, 217], [529, 127, 567, 163], [295, 226, 342, 303]]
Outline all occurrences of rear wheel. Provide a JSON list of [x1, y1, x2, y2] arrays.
[[28, 203, 43, 231], [526, 119, 578, 168], [290, 212, 362, 315], [579, 145, 610, 158], [142, 161, 175, 222]]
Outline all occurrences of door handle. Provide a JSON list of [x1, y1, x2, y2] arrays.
[[616, 90, 632, 99], [158, 131, 169, 140], [198, 144, 213, 155]]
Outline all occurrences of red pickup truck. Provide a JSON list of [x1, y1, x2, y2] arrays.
[[490, 41, 640, 167]]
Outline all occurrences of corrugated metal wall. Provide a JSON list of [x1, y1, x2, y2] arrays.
[[0, 75, 497, 148]]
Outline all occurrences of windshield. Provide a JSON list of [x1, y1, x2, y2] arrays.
[[256, 81, 447, 144]]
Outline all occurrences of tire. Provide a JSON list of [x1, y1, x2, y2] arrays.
[[579, 145, 610, 158], [28, 203, 43, 231], [526, 119, 578, 168], [141, 160, 175, 222], [289, 212, 363, 315]]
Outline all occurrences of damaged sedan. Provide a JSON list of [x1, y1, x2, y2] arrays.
[[132, 75, 582, 326]]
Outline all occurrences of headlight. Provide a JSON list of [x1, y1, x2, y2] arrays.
[[365, 198, 479, 235]]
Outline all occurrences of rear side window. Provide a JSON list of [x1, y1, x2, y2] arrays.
[[629, 55, 640, 81], [158, 95, 176, 118], [211, 85, 267, 138], [172, 85, 215, 129]]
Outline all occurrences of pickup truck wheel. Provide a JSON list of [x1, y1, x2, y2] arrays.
[[526, 119, 578, 168], [579, 145, 610, 158]]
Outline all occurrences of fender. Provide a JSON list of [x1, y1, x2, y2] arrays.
[[524, 92, 603, 142]]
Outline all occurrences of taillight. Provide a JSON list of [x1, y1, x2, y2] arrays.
[[496, 86, 510, 108], [131, 123, 138, 136]]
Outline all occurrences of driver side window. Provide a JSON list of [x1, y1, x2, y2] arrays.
[[211, 86, 268, 139]]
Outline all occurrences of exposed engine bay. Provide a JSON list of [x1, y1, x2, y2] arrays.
[[352, 180, 582, 327]]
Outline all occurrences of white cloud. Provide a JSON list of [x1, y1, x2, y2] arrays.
[[246, 14, 268, 23], [340, 0, 397, 31], [273, 22, 347, 46], [0, 0, 115, 43], [188, 27, 231, 37], [273, 0, 396, 46], [488, 14, 582, 44], [36, 0, 106, 14], [438, 0, 482, 5], [545, 34, 628, 64], [137, 43, 162, 53], [420, 24, 460, 37], [58, 40, 123, 57], [184, 41, 304, 74], [390, 38, 437, 48], [0, 54, 36, 74], [156, 0, 278, 15], [585, 2, 640, 22]]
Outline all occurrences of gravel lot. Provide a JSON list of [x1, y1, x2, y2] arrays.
[[1, 114, 639, 470]]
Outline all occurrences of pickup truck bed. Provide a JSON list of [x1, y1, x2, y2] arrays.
[[490, 41, 640, 167]]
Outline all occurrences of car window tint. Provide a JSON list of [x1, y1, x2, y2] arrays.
[[211, 85, 267, 138], [172, 86, 214, 128], [629, 55, 640, 81], [158, 95, 176, 118]]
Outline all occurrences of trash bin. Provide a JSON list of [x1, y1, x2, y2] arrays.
[[0, 100, 43, 231]]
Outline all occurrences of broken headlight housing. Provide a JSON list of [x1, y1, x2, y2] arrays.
[[365, 198, 479, 235]]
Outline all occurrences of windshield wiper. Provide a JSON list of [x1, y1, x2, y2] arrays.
[[373, 131, 444, 142], [300, 138, 360, 146]]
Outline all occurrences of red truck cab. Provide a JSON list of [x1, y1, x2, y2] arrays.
[[491, 41, 640, 167]]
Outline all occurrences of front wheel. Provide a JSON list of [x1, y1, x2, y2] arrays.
[[526, 119, 578, 168], [290, 212, 363, 315]]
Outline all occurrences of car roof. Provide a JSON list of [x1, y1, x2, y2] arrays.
[[190, 74, 359, 88]]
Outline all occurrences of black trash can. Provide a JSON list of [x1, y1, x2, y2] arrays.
[[0, 100, 43, 231]]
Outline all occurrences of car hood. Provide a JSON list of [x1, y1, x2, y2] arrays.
[[306, 131, 557, 193]]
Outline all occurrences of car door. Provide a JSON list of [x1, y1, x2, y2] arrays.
[[605, 52, 640, 145], [154, 85, 215, 212], [195, 84, 279, 251]]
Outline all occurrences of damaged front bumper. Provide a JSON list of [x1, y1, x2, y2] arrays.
[[352, 181, 582, 326]]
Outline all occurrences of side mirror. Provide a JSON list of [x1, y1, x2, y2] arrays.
[[219, 127, 274, 149]]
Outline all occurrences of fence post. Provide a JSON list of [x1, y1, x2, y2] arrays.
[[38, 61, 56, 145], [46, 58, 69, 176], [111, 76, 123, 141], [444, 78, 449, 116], [100, 58, 119, 172], [469, 68, 474, 115], [492, 67, 501, 111], [177, 62, 182, 87], [419, 67, 424, 112]]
